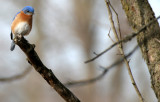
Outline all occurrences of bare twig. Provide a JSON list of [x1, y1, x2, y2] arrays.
[[65, 69, 108, 87], [106, 1, 144, 102], [15, 37, 80, 102], [108, 28, 115, 42], [85, 15, 160, 63], [109, 1, 122, 40], [65, 45, 139, 87], [0, 66, 32, 82]]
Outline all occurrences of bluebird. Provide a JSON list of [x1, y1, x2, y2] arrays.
[[10, 6, 34, 51]]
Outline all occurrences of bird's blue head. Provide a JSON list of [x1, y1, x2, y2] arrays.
[[22, 6, 34, 15]]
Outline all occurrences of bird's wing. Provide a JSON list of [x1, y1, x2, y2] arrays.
[[12, 11, 20, 21], [10, 11, 20, 40]]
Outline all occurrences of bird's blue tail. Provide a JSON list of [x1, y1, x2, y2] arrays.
[[10, 41, 15, 51]]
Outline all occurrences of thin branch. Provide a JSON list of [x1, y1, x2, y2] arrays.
[[106, 1, 144, 102], [108, 28, 115, 42], [65, 45, 139, 87], [109, 1, 122, 40], [0, 66, 32, 82], [65, 69, 108, 87], [15, 37, 80, 102], [85, 15, 160, 63]]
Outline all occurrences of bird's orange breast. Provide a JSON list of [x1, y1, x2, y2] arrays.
[[11, 11, 33, 34]]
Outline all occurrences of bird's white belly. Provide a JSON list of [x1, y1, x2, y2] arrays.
[[14, 22, 30, 36]]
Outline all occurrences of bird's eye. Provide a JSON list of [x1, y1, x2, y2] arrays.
[[26, 10, 29, 12]]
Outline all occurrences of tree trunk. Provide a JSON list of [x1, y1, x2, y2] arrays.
[[121, 0, 160, 101]]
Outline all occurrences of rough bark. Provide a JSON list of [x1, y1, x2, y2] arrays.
[[16, 37, 80, 102], [121, 0, 160, 101]]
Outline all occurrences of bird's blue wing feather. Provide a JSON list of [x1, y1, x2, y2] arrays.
[[12, 11, 20, 21]]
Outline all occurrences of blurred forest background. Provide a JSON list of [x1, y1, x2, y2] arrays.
[[0, 0, 160, 102]]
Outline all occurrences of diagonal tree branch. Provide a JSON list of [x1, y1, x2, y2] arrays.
[[15, 37, 80, 102], [106, 1, 144, 102], [85, 15, 160, 63], [65, 45, 139, 87], [65, 69, 108, 87]]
